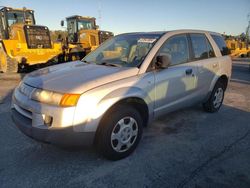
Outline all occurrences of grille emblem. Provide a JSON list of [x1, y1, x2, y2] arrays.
[[35, 35, 43, 40]]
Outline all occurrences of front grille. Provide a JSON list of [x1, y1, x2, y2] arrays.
[[24, 25, 52, 49], [19, 82, 35, 97]]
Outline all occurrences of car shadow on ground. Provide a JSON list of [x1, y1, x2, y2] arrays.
[[1, 104, 250, 187]]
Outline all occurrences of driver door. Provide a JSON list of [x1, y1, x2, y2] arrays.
[[153, 34, 199, 117]]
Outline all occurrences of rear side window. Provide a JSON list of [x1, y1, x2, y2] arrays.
[[211, 35, 230, 56], [190, 34, 209, 60]]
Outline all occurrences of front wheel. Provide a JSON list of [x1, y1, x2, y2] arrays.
[[69, 48, 85, 61], [96, 105, 143, 160], [0, 52, 18, 73], [203, 81, 225, 113]]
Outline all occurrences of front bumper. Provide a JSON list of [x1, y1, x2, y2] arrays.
[[11, 108, 95, 146]]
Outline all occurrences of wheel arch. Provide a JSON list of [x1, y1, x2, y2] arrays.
[[217, 74, 229, 90], [209, 74, 229, 92], [101, 97, 149, 127], [94, 96, 150, 145]]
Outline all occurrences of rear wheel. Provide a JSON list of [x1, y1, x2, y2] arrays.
[[203, 81, 225, 113], [96, 105, 143, 160], [0, 52, 18, 73]]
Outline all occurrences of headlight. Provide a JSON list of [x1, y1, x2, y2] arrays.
[[31, 89, 80, 107], [80, 33, 86, 39]]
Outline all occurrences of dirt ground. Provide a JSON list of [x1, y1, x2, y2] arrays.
[[0, 61, 249, 188]]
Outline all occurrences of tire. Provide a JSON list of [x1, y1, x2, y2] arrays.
[[247, 52, 250, 58], [240, 54, 245, 58], [203, 81, 225, 113], [69, 48, 85, 61], [18, 62, 29, 73], [0, 52, 18, 73], [96, 105, 143, 160]]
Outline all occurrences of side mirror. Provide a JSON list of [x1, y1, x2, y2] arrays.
[[156, 55, 171, 69], [60, 20, 64, 27]]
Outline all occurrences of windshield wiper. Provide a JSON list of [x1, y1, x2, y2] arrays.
[[82, 60, 91, 64], [99, 62, 122, 67]]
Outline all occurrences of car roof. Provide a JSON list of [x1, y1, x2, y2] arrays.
[[119, 30, 221, 36], [119, 31, 167, 35]]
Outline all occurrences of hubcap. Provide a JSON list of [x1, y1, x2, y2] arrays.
[[111, 116, 138, 153], [213, 87, 224, 108]]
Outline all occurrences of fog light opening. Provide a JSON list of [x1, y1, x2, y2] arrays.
[[44, 115, 53, 127]]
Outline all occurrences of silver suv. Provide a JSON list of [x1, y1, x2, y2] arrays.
[[12, 30, 232, 160]]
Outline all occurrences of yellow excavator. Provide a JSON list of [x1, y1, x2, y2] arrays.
[[60, 15, 113, 61], [0, 7, 62, 73]]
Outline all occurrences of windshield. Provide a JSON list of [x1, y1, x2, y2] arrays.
[[77, 20, 95, 30], [83, 33, 162, 67], [7, 10, 34, 26]]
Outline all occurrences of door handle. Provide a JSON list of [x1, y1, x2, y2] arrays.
[[185, 68, 193, 75], [213, 63, 218, 68]]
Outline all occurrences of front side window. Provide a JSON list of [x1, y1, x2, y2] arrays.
[[0, 14, 4, 38], [67, 20, 77, 42], [83, 33, 161, 67], [158, 34, 189, 66], [67, 20, 77, 34]]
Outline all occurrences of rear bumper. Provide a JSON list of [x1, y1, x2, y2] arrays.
[[11, 108, 95, 147]]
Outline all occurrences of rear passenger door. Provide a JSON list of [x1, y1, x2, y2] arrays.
[[189, 33, 218, 98]]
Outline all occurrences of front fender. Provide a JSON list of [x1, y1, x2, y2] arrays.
[[100, 86, 153, 108], [73, 86, 153, 132]]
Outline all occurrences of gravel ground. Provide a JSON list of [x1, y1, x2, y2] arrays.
[[0, 61, 249, 188]]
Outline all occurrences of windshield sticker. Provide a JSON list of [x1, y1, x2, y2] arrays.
[[138, 38, 156, 43]]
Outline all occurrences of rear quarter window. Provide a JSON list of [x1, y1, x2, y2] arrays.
[[211, 35, 230, 56]]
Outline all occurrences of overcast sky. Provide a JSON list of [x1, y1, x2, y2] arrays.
[[2, 0, 250, 35]]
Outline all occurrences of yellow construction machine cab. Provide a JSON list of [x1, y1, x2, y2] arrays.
[[0, 7, 62, 73], [64, 15, 113, 56], [0, 7, 35, 39]]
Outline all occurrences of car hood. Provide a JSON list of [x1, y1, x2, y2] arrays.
[[23, 61, 139, 93]]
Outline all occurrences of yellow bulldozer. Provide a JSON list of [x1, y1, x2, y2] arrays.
[[60, 15, 113, 60], [0, 7, 62, 73]]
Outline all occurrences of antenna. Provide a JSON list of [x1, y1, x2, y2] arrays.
[[98, 0, 102, 29]]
